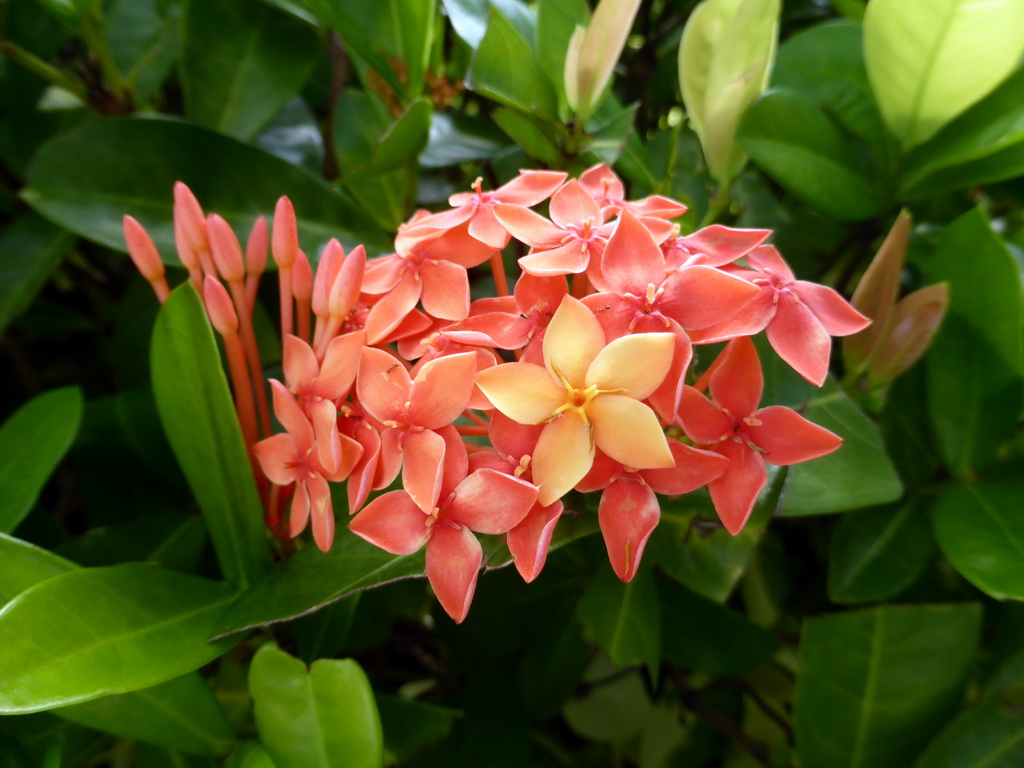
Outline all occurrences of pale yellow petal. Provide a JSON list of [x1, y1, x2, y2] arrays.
[[586, 332, 675, 400], [543, 295, 604, 388], [533, 413, 595, 506], [475, 362, 566, 424], [588, 395, 673, 469]]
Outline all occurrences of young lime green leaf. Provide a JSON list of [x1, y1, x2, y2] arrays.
[[55, 673, 236, 757], [563, 655, 651, 743], [223, 742, 276, 768], [537, 0, 590, 115], [0, 564, 237, 714], [932, 482, 1024, 601], [827, 501, 933, 604], [576, 565, 660, 676], [151, 284, 271, 588], [679, 0, 780, 187], [0, 387, 82, 534], [795, 603, 981, 768], [864, 0, 1024, 149], [0, 534, 76, 606], [868, 283, 949, 385], [924, 208, 1023, 478], [180, 0, 320, 141], [22, 117, 386, 260], [0, 212, 72, 335], [562, 0, 641, 124], [249, 644, 382, 768]]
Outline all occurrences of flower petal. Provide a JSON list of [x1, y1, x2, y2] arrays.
[[308, 473, 335, 552], [748, 406, 843, 466], [408, 352, 477, 429], [316, 330, 364, 400], [598, 479, 660, 582], [518, 240, 592, 276], [468, 206, 511, 248], [269, 379, 313, 452], [544, 296, 604, 387], [349, 490, 430, 555], [642, 440, 728, 495], [289, 481, 311, 539], [549, 179, 601, 228], [587, 395, 673, 469], [426, 524, 482, 624], [794, 281, 871, 337], [475, 362, 566, 424], [533, 413, 595, 506], [659, 266, 761, 329], [672, 225, 771, 267], [401, 428, 447, 513], [707, 440, 766, 535], [253, 433, 301, 486], [420, 259, 470, 320], [283, 335, 319, 393], [677, 386, 731, 444], [709, 337, 763, 418], [766, 293, 831, 386], [492, 204, 563, 248], [599, 210, 666, 293], [507, 501, 563, 583], [586, 332, 675, 400], [495, 170, 568, 206], [447, 468, 538, 534], [364, 270, 422, 344], [356, 347, 411, 423]]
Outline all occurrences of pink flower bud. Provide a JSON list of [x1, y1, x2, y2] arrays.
[[174, 214, 202, 272], [123, 215, 165, 283], [173, 182, 209, 254], [246, 216, 269, 277], [293, 250, 313, 302], [272, 197, 298, 268], [312, 239, 344, 318], [207, 214, 245, 283], [329, 244, 365, 319], [204, 276, 238, 336]]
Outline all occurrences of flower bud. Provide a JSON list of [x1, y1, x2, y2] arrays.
[[204, 276, 238, 336], [207, 214, 245, 283], [293, 250, 313, 302], [246, 216, 268, 277], [123, 215, 165, 283], [272, 196, 298, 268], [173, 182, 209, 254]]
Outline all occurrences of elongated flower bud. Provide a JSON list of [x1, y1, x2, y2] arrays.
[[207, 214, 245, 283], [123, 215, 165, 283], [293, 250, 313, 302], [272, 196, 298, 268], [173, 182, 209, 254], [246, 216, 269, 277], [329, 244, 365, 319], [312, 239, 344, 319], [204, 276, 238, 335]]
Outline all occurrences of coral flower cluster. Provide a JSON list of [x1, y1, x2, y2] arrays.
[[124, 166, 867, 622]]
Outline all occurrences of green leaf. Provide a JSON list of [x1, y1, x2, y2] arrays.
[[780, 381, 903, 516], [180, 0, 319, 140], [901, 67, 1024, 199], [794, 603, 981, 768], [55, 673, 235, 756], [249, 644, 382, 768], [660, 580, 779, 675], [916, 650, 1024, 767], [924, 208, 1023, 477], [151, 284, 271, 588], [466, 7, 557, 120], [377, 695, 460, 761], [107, 0, 179, 106], [441, 0, 536, 49], [828, 501, 934, 603], [0, 211, 72, 335], [0, 564, 237, 713], [22, 117, 386, 260], [209, 527, 424, 639], [864, 0, 1024, 148], [223, 742, 276, 768], [932, 482, 1024, 600], [362, 98, 432, 176], [576, 565, 660, 674], [0, 534, 76, 607], [737, 89, 884, 221], [536, 0, 589, 113], [419, 112, 512, 168], [562, 655, 651, 744], [493, 108, 559, 164], [0, 387, 83, 534]]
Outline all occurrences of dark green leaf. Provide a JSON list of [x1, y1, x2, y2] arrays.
[[0, 387, 83, 534], [562, 655, 651, 743], [55, 673, 235, 756], [932, 482, 1024, 600], [22, 117, 386, 260], [151, 284, 271, 587], [493, 108, 559, 164], [0, 564, 237, 713], [794, 603, 981, 768], [466, 7, 557, 119], [107, 0, 179, 106], [828, 501, 934, 603], [0, 534, 75, 606], [536, 0, 589, 112], [181, 0, 319, 139], [780, 381, 903, 516], [419, 112, 512, 168], [377, 695, 460, 761], [737, 89, 885, 221], [576, 564, 660, 673], [210, 527, 424, 639], [660, 580, 779, 675], [249, 644, 382, 768], [924, 208, 1023, 477], [0, 211, 72, 335], [253, 97, 325, 175], [56, 514, 207, 573]]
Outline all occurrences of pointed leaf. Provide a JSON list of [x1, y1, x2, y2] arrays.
[[0, 212, 72, 335], [576, 565, 660, 674], [0, 534, 76, 607]]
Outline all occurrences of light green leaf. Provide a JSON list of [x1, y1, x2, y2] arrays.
[[151, 284, 271, 588], [924, 208, 1023, 477], [0, 564, 237, 713], [0, 387, 83, 534], [223, 742, 276, 768], [493, 108, 559, 164], [536, 0, 589, 113], [181, 0, 320, 140], [864, 0, 1024, 148], [249, 644, 382, 768], [0, 534, 76, 607], [441, 0, 536, 49], [794, 603, 981, 768], [576, 565, 660, 674]]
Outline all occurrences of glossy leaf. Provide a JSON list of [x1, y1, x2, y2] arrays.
[[181, 0, 319, 140], [377, 695, 460, 761], [249, 644, 382, 768], [536, 0, 589, 113], [864, 0, 1024, 148], [0, 564, 237, 713], [737, 89, 884, 221], [419, 112, 512, 168], [22, 117, 385, 260], [0, 534, 75, 607], [151, 284, 271, 587], [576, 564, 660, 674], [56, 674, 235, 756], [0, 387, 83, 534], [223, 742, 276, 768], [794, 603, 981, 768], [780, 381, 903, 516], [924, 208, 1023, 477], [441, 0, 536, 49], [932, 482, 1024, 600], [107, 0, 179, 106], [493, 108, 559, 164], [0, 212, 71, 335], [828, 501, 933, 603], [466, 7, 557, 120], [209, 527, 424, 639], [253, 96, 325, 174]]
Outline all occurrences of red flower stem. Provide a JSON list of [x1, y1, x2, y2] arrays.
[[315, 316, 343, 360], [463, 409, 490, 427], [296, 298, 312, 345], [187, 268, 204, 299], [572, 272, 589, 300], [455, 424, 490, 436], [222, 330, 259, 450], [151, 278, 170, 304], [463, 441, 489, 454], [228, 280, 272, 438], [245, 271, 261, 311], [266, 483, 281, 528], [278, 265, 294, 339], [490, 251, 510, 297], [197, 246, 217, 279]]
